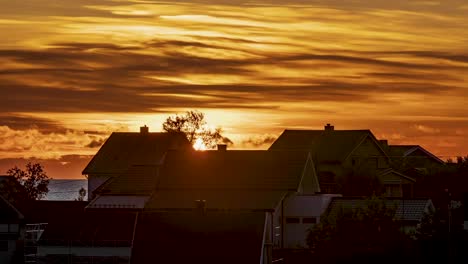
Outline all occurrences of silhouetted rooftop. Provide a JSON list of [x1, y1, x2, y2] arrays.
[[146, 189, 286, 211], [95, 165, 159, 195], [24, 200, 88, 223], [38, 211, 137, 246], [131, 211, 265, 264], [387, 145, 444, 164], [378, 168, 416, 184], [82, 132, 190, 175], [269, 129, 386, 162], [158, 150, 310, 191], [0, 195, 23, 221]]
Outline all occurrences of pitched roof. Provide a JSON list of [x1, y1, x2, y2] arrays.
[[82, 132, 190, 175], [94, 165, 159, 195], [377, 168, 416, 184], [145, 150, 312, 211], [387, 145, 444, 164], [131, 211, 266, 264], [146, 190, 286, 211], [0, 194, 24, 221], [23, 200, 88, 223], [325, 197, 433, 222], [269, 129, 385, 162], [38, 211, 137, 246], [157, 150, 310, 191]]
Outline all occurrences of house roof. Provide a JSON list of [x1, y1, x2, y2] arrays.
[[144, 150, 312, 211], [157, 150, 311, 191], [269, 129, 386, 163], [38, 211, 137, 246], [131, 211, 266, 264], [387, 145, 444, 164], [377, 168, 416, 184], [146, 190, 287, 211], [23, 200, 88, 223], [82, 132, 190, 175], [94, 165, 159, 195], [0, 194, 24, 221], [324, 197, 433, 222]]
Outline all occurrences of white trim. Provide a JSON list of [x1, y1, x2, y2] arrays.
[[403, 146, 445, 164], [260, 212, 267, 264], [344, 132, 390, 163]]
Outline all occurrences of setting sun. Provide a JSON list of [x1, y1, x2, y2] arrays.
[[0, 0, 467, 179], [193, 138, 207, 151]]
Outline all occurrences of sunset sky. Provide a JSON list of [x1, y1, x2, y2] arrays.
[[1, 0, 467, 178]]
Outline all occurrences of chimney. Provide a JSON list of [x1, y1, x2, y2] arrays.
[[140, 125, 149, 134], [379, 140, 388, 148], [217, 144, 227, 151], [195, 199, 206, 215], [324, 123, 334, 131]]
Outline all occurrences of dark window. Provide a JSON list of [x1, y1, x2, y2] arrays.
[[302, 217, 317, 224], [286, 217, 300, 224], [0, 240, 8, 251]]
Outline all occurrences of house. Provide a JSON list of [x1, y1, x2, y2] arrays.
[[36, 147, 325, 263], [131, 211, 267, 264], [22, 201, 135, 263], [36, 211, 136, 264], [278, 194, 341, 249], [269, 124, 415, 198], [139, 149, 323, 259], [0, 194, 24, 264], [82, 126, 191, 200], [86, 165, 159, 210], [385, 144, 445, 177]]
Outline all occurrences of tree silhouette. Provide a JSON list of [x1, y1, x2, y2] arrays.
[[76, 187, 87, 201], [307, 195, 410, 263], [4, 162, 50, 200], [162, 110, 232, 149]]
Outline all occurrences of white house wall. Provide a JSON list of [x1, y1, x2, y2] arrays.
[[87, 175, 110, 200], [280, 194, 341, 248]]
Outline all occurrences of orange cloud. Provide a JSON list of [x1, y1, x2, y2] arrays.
[[0, 0, 467, 164]]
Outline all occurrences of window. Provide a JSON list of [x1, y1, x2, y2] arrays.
[[0, 224, 8, 233], [302, 217, 317, 224], [286, 217, 300, 224], [0, 241, 8, 252]]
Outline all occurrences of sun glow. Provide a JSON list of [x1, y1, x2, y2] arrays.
[[193, 138, 207, 151]]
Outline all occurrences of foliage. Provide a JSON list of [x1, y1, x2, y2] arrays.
[[162, 110, 232, 149], [414, 210, 441, 240], [307, 195, 409, 262], [76, 187, 87, 201], [4, 162, 50, 200]]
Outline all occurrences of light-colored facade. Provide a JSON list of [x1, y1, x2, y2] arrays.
[[274, 194, 340, 249]]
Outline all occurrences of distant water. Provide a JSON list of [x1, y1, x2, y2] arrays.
[[44, 179, 88, 201]]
